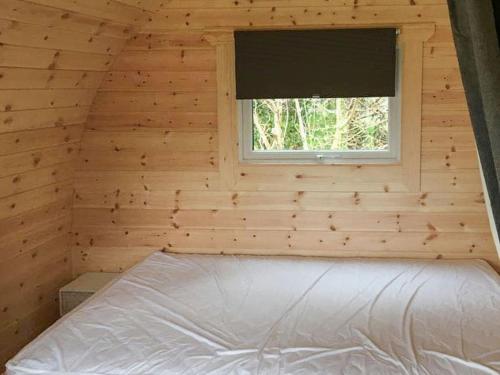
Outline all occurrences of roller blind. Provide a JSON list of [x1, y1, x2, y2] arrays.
[[235, 28, 397, 100]]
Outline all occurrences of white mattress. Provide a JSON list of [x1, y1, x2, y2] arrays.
[[7, 252, 500, 375]]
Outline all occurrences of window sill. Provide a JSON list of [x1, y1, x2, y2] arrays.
[[239, 158, 401, 166]]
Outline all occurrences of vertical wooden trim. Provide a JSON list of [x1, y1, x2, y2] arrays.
[[399, 24, 435, 192], [400, 38, 424, 192], [207, 31, 237, 189]]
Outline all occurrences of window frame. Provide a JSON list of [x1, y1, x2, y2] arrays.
[[238, 50, 402, 165]]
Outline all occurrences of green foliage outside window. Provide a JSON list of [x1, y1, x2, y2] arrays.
[[252, 98, 389, 152]]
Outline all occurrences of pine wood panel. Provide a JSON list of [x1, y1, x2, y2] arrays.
[[0, 0, 133, 38], [86, 112, 217, 131], [0, 215, 71, 263], [26, 0, 150, 26], [143, 0, 447, 8], [0, 0, 498, 369], [74, 1, 498, 281], [125, 32, 212, 50], [73, 189, 487, 213], [0, 125, 84, 156], [0, 198, 72, 238], [73, 208, 490, 233], [0, 44, 115, 71], [111, 50, 216, 71], [0, 68, 105, 90], [0, 297, 62, 367], [75, 171, 221, 192], [144, 5, 450, 31], [423, 68, 463, 92], [0, 107, 89, 134], [0, 19, 127, 55], [91, 91, 216, 112], [422, 111, 471, 129], [0, 237, 70, 330], [79, 149, 217, 172], [100, 71, 216, 91], [0, 89, 95, 112], [0, 162, 75, 198], [72, 227, 494, 256], [0, 181, 73, 220], [421, 150, 479, 170], [0, 0, 148, 368]]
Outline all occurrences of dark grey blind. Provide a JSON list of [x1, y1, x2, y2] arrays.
[[235, 29, 397, 100]]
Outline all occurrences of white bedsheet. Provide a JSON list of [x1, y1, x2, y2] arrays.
[[6, 252, 500, 375]]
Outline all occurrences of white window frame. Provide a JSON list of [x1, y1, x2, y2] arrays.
[[238, 50, 402, 165]]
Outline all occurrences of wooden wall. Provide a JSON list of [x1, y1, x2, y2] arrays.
[[0, 0, 150, 367], [72, 0, 500, 274], [0, 0, 499, 369]]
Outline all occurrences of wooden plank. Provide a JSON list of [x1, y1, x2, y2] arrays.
[[72, 246, 151, 274], [0, 214, 71, 262], [0, 107, 88, 134], [82, 129, 217, 152], [422, 129, 476, 152], [0, 247, 70, 331], [0, 125, 84, 156], [235, 164, 408, 192], [78, 149, 218, 172], [422, 111, 472, 129], [73, 208, 491, 233], [71, 227, 494, 257], [148, 0, 448, 9], [91, 91, 216, 112], [0, 89, 96, 112], [421, 150, 479, 170], [111, 50, 216, 71], [0, 0, 133, 38], [213, 33, 238, 189], [73, 189, 487, 213], [0, 198, 72, 238], [26, 0, 149, 25], [423, 43, 457, 58], [0, 298, 61, 369], [398, 29, 425, 192], [75, 171, 221, 191], [0, 181, 73, 220], [0, 44, 114, 71], [86, 111, 217, 131], [423, 55, 459, 69], [125, 32, 212, 50], [0, 19, 126, 55], [423, 90, 467, 107], [100, 71, 216, 91], [422, 170, 483, 193], [0, 67, 105, 89], [145, 5, 449, 30], [423, 68, 463, 92], [0, 162, 75, 198]]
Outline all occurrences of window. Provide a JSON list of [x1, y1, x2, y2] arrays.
[[235, 29, 400, 164], [239, 91, 400, 163]]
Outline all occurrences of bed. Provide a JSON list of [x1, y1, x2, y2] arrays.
[[6, 251, 500, 375]]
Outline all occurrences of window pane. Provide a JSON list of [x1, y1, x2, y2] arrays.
[[252, 98, 389, 152]]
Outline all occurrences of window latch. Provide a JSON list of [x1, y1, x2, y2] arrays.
[[316, 154, 343, 160]]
